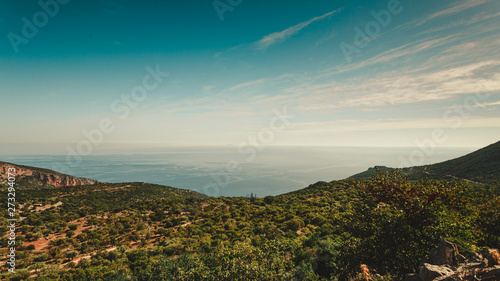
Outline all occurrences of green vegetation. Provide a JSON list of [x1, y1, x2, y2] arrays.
[[351, 140, 500, 185], [1, 141, 499, 280]]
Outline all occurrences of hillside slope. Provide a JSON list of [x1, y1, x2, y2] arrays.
[[0, 161, 101, 188], [1, 143, 499, 280], [424, 140, 500, 183], [349, 140, 500, 183]]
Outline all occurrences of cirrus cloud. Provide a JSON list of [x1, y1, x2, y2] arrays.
[[254, 9, 342, 50]]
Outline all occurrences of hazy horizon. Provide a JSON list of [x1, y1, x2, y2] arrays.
[[0, 142, 489, 156], [1, 146, 476, 196]]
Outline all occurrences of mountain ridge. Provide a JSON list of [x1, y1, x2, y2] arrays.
[[349, 140, 500, 184]]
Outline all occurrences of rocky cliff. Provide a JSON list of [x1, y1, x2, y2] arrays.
[[0, 161, 100, 188]]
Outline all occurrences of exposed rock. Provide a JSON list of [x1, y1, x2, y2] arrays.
[[482, 266, 500, 279], [436, 265, 500, 281], [419, 263, 454, 281], [412, 241, 500, 281], [0, 161, 100, 188], [424, 240, 460, 266]]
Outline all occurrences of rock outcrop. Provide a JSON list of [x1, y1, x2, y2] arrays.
[[419, 263, 454, 281], [423, 240, 465, 266], [405, 241, 500, 281], [0, 161, 100, 188]]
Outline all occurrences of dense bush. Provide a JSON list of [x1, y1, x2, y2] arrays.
[[1, 172, 498, 280]]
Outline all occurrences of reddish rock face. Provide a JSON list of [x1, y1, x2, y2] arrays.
[[0, 162, 100, 188]]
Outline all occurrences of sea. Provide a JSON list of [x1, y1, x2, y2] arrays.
[[1, 146, 476, 197]]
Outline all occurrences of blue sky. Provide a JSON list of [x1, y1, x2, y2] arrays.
[[0, 0, 499, 154]]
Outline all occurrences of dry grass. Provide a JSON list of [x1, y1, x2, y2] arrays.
[[349, 264, 372, 281], [490, 249, 500, 264], [360, 264, 370, 281]]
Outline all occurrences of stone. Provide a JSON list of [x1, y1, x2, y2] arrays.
[[481, 266, 500, 279], [419, 263, 454, 281], [426, 240, 460, 266]]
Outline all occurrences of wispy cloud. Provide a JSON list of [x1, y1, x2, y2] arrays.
[[229, 78, 270, 91], [419, 10, 500, 35], [288, 116, 500, 133], [427, 0, 489, 20], [284, 60, 500, 112], [254, 9, 342, 50], [394, 0, 493, 31], [323, 35, 459, 76], [475, 100, 500, 107], [202, 85, 216, 92], [228, 74, 292, 91]]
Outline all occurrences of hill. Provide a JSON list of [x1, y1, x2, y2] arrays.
[[349, 140, 500, 184], [0, 161, 101, 189], [348, 165, 393, 179], [424, 140, 500, 183], [0, 142, 499, 280]]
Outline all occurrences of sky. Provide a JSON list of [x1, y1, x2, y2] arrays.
[[0, 0, 499, 155]]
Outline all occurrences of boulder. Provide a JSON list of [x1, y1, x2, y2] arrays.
[[481, 266, 500, 279], [425, 240, 460, 266], [414, 241, 500, 281], [419, 263, 454, 281]]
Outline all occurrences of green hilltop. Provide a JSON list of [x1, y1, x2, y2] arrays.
[[350, 140, 500, 184]]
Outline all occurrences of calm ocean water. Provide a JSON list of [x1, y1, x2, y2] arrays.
[[1, 146, 475, 197]]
